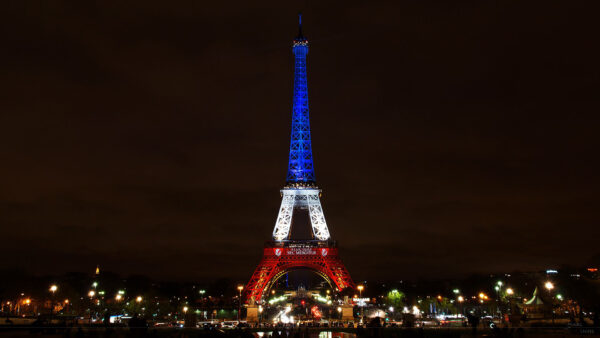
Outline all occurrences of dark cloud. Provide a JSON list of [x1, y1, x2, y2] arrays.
[[0, 0, 599, 282]]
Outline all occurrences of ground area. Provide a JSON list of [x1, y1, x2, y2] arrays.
[[0, 327, 598, 338]]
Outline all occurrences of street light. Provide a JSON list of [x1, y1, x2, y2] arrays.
[[87, 291, 96, 324], [183, 306, 188, 313], [357, 285, 365, 322], [49, 285, 58, 315], [495, 281, 503, 303], [115, 294, 122, 301], [544, 282, 555, 325], [237, 285, 244, 322], [504, 287, 515, 318], [23, 297, 31, 315], [456, 295, 465, 316], [136, 296, 142, 303]]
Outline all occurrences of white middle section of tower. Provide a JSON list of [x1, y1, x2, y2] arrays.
[[272, 188, 331, 241]]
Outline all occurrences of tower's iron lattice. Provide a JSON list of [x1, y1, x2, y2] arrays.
[[244, 16, 355, 304]]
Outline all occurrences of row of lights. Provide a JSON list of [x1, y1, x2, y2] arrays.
[[28, 281, 561, 315], [2, 283, 213, 317], [433, 280, 557, 305], [48, 284, 145, 303]]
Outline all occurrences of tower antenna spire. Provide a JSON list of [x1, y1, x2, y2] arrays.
[[297, 13, 304, 39]]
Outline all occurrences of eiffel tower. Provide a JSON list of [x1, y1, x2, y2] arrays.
[[244, 15, 355, 304]]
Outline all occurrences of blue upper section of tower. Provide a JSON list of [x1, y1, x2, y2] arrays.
[[286, 14, 316, 185]]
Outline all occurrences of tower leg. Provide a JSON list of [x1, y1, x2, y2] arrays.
[[307, 192, 330, 240], [272, 192, 295, 241], [322, 256, 355, 290], [244, 251, 281, 304]]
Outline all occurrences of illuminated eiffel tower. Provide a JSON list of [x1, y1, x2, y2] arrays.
[[244, 15, 355, 304]]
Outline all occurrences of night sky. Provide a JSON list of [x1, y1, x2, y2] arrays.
[[1, 1, 599, 282]]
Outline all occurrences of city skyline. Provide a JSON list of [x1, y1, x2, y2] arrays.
[[1, 1, 599, 283]]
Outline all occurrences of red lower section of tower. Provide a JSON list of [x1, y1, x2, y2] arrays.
[[244, 244, 355, 304]]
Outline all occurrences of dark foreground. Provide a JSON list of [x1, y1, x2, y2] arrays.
[[0, 327, 599, 338]]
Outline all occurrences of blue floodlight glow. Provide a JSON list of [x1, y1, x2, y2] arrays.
[[286, 15, 316, 185]]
